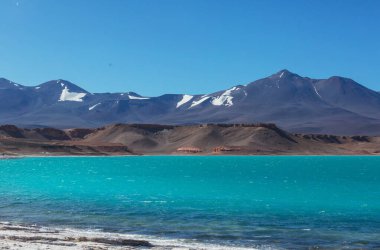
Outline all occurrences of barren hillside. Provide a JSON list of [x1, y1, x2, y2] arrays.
[[0, 124, 379, 156]]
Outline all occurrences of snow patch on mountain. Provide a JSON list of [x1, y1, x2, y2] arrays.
[[176, 95, 193, 108], [56, 80, 65, 87], [59, 86, 87, 102], [189, 96, 210, 108], [211, 87, 240, 107], [89, 103, 101, 110], [128, 94, 150, 100], [276, 80, 280, 89], [313, 85, 322, 98]]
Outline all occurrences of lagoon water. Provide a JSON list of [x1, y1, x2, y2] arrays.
[[0, 156, 380, 249]]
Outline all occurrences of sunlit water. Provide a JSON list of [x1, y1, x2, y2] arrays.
[[1, 156, 380, 249]]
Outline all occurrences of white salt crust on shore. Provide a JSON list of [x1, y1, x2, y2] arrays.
[[0, 222, 257, 250]]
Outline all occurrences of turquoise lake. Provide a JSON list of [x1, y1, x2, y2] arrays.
[[0, 156, 379, 248]]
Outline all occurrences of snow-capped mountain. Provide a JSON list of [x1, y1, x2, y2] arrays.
[[1, 70, 380, 135]]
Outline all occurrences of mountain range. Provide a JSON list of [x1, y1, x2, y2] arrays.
[[1, 69, 380, 135], [0, 124, 378, 156]]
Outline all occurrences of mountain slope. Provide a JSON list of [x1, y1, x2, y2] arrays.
[[1, 124, 379, 156], [1, 70, 380, 135]]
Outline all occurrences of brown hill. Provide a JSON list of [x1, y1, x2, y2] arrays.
[[1, 123, 379, 156]]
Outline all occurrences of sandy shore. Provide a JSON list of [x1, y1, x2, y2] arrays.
[[0, 222, 252, 250], [0, 222, 152, 250]]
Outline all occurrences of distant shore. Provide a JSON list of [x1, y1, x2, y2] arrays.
[[3, 154, 380, 159], [1, 123, 380, 156]]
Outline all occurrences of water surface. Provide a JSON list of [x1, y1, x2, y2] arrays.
[[0, 156, 379, 249]]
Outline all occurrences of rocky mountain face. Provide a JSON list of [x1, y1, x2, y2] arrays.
[[1, 70, 380, 135]]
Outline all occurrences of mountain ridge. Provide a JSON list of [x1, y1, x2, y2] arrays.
[[1, 123, 379, 156], [1, 70, 380, 135]]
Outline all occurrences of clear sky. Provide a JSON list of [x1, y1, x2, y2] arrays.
[[1, 0, 379, 95]]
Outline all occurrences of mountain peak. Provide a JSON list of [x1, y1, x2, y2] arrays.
[[272, 69, 300, 79], [0, 77, 12, 85], [0, 78, 24, 88], [328, 75, 353, 82], [37, 79, 89, 93]]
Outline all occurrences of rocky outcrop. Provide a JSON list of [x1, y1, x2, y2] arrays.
[[67, 128, 96, 139], [34, 128, 70, 140], [0, 125, 25, 138]]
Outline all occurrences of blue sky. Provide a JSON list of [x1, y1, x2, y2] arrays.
[[1, 0, 379, 95]]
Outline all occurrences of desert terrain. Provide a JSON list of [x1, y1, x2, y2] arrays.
[[0, 123, 379, 156]]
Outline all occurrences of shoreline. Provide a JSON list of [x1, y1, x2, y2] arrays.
[[0, 222, 252, 250], [2, 153, 380, 159]]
